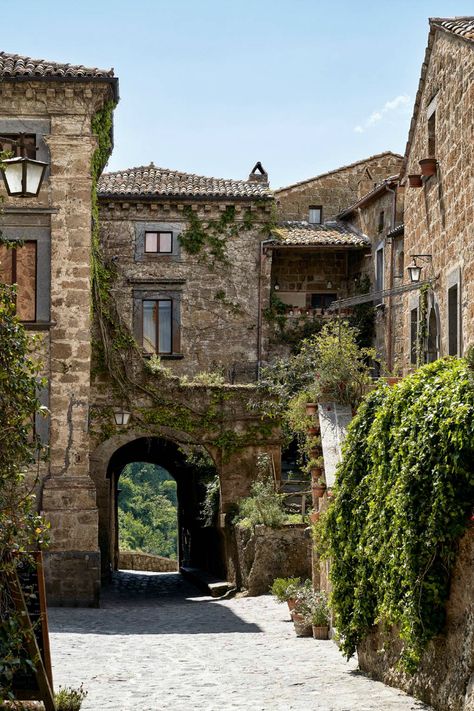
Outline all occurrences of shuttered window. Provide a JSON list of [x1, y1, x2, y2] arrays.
[[0, 242, 37, 321]]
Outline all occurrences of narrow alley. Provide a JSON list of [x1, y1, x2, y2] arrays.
[[49, 571, 431, 711]]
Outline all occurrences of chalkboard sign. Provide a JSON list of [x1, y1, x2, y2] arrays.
[[7, 551, 56, 711]]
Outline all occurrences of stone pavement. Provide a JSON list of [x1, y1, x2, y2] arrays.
[[48, 571, 431, 711]]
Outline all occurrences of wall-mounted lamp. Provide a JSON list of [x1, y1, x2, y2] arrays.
[[326, 280, 333, 290], [273, 280, 280, 291], [0, 134, 47, 198], [113, 409, 131, 426], [407, 254, 432, 283]]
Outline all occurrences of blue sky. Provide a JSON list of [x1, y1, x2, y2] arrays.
[[2, 1, 472, 187]]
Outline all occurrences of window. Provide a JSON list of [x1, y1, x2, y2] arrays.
[[310, 293, 337, 310], [410, 307, 418, 365], [448, 284, 459, 356], [144, 231, 173, 254], [378, 210, 384, 234], [143, 299, 173, 354], [0, 134, 36, 159], [428, 112, 436, 157], [375, 248, 384, 292], [0, 242, 37, 321], [308, 206, 322, 224]]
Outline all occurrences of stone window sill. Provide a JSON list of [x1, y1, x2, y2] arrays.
[[142, 352, 184, 360]]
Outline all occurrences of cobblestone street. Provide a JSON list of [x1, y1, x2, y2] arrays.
[[48, 571, 431, 711]]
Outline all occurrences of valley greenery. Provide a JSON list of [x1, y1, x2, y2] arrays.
[[318, 357, 474, 672], [118, 463, 178, 560]]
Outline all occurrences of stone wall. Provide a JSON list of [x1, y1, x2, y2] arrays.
[[401, 29, 474, 370], [358, 528, 474, 711], [0, 78, 115, 606], [97, 200, 273, 380], [234, 524, 312, 596], [275, 152, 403, 223], [119, 551, 178, 572]]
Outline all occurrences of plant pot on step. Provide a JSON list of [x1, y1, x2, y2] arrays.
[[307, 426, 319, 436], [312, 483, 327, 499], [310, 467, 323, 480], [419, 158, 437, 177], [312, 625, 329, 640], [305, 403, 318, 416], [408, 174, 423, 188], [292, 613, 312, 637], [309, 511, 320, 525]]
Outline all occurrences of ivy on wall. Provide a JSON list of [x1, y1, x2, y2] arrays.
[[318, 357, 474, 672]]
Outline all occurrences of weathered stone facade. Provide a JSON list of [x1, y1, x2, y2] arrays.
[[0, 62, 117, 605], [275, 152, 403, 223], [400, 21, 474, 370]]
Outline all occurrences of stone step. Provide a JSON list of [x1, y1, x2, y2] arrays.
[[180, 566, 234, 598]]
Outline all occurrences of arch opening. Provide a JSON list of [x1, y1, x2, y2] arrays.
[[101, 436, 225, 584]]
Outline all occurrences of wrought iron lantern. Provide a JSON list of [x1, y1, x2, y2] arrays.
[[113, 409, 131, 426], [0, 134, 47, 198], [407, 254, 432, 284]]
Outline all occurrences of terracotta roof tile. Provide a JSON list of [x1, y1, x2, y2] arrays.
[[0, 51, 114, 79], [272, 221, 369, 247], [98, 164, 272, 200], [431, 17, 474, 41]]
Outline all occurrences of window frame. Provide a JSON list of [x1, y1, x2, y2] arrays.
[[447, 267, 462, 357], [142, 297, 173, 355], [144, 230, 173, 255], [135, 222, 181, 262], [308, 205, 322, 224], [133, 286, 182, 358]]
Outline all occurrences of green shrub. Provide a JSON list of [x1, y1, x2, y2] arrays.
[[319, 358, 474, 672], [236, 476, 286, 528], [54, 684, 88, 711], [269, 577, 301, 602]]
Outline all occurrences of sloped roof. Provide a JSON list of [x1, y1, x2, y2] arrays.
[[402, 17, 474, 175], [0, 51, 114, 78], [275, 152, 403, 193], [337, 175, 400, 218], [430, 17, 474, 41], [271, 221, 369, 248], [98, 164, 272, 200]]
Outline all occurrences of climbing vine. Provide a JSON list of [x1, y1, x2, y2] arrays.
[[416, 283, 429, 366], [318, 357, 474, 672]]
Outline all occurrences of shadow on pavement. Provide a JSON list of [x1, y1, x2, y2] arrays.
[[48, 570, 262, 636]]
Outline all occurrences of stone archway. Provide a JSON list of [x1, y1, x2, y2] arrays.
[[90, 432, 224, 583]]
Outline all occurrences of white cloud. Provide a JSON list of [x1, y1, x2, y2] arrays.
[[354, 94, 410, 133]]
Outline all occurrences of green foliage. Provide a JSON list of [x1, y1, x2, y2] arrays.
[[347, 275, 375, 349], [55, 684, 88, 711], [294, 584, 330, 626], [118, 463, 178, 559], [200, 474, 221, 527], [269, 576, 301, 603], [417, 283, 429, 366], [0, 281, 49, 702], [236, 474, 286, 528], [319, 358, 474, 671], [179, 206, 237, 264]]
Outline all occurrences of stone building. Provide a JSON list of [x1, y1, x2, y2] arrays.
[[0, 52, 118, 604], [398, 17, 474, 370]]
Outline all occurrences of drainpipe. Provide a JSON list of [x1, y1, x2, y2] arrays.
[[257, 239, 275, 380], [385, 184, 397, 372]]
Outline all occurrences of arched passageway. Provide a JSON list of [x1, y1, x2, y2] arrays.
[[98, 437, 225, 584]]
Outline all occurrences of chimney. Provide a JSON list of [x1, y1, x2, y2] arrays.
[[248, 161, 269, 185]]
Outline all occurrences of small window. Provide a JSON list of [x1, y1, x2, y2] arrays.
[[143, 299, 173, 354], [0, 242, 37, 321], [410, 307, 418, 365], [448, 284, 459, 356], [308, 206, 322, 224], [428, 112, 436, 157], [310, 293, 337, 310], [144, 231, 173, 254], [378, 210, 384, 234], [375, 248, 384, 292], [0, 134, 36, 159]]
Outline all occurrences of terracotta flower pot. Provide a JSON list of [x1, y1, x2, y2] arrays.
[[408, 174, 422, 188], [419, 158, 437, 177], [312, 484, 326, 499], [287, 598, 296, 612], [312, 625, 329, 640], [307, 426, 320, 436], [385, 377, 401, 387], [310, 467, 323, 480], [309, 511, 320, 525], [292, 613, 313, 637], [305, 403, 318, 416], [309, 447, 320, 459]]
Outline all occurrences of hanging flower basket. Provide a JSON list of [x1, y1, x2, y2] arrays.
[[419, 158, 437, 177], [408, 174, 423, 187]]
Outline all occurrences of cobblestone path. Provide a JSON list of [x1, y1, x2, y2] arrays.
[[49, 571, 431, 711]]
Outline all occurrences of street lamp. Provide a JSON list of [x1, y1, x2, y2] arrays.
[[407, 255, 432, 284], [113, 409, 131, 426], [0, 134, 47, 198]]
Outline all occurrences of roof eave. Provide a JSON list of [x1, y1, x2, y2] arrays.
[[337, 179, 400, 219], [97, 192, 273, 203], [0, 73, 119, 102]]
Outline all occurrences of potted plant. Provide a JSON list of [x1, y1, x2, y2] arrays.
[[408, 174, 423, 187], [419, 158, 437, 177], [269, 577, 301, 613], [308, 509, 320, 525], [292, 581, 314, 637], [309, 590, 330, 639], [305, 402, 318, 416], [312, 477, 326, 500]]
